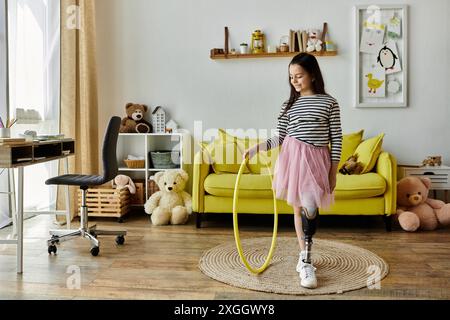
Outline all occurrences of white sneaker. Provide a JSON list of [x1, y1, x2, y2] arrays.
[[296, 251, 317, 289], [299, 262, 317, 289], [296, 251, 307, 272]]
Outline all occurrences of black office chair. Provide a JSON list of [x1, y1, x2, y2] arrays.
[[46, 116, 126, 256]]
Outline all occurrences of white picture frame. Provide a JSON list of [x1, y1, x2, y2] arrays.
[[355, 4, 408, 108]]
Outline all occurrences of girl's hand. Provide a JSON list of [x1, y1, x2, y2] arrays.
[[328, 173, 337, 193], [329, 162, 339, 193], [243, 146, 258, 161]]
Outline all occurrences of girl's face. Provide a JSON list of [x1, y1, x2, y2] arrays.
[[289, 64, 313, 94]]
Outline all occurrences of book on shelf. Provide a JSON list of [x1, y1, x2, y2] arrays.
[[294, 31, 301, 52], [302, 30, 308, 53], [297, 30, 303, 52], [289, 29, 294, 53]]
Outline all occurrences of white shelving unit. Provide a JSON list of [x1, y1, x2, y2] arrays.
[[398, 165, 450, 202], [116, 133, 184, 204]]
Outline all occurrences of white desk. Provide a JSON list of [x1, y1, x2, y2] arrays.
[[0, 139, 75, 273]]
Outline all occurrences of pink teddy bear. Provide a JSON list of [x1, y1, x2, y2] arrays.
[[396, 176, 450, 231]]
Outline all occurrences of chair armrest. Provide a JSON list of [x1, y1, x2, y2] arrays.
[[376, 151, 397, 215], [192, 149, 211, 213]]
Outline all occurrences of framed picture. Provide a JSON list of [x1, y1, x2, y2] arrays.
[[355, 4, 408, 108]]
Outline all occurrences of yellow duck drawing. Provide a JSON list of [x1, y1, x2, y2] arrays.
[[366, 73, 384, 94]]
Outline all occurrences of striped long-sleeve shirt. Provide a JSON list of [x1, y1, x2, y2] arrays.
[[266, 94, 343, 163]]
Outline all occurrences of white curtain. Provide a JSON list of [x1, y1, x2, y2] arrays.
[[6, 0, 60, 214]]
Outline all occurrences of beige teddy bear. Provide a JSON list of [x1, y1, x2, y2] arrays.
[[144, 169, 192, 225], [396, 176, 450, 231]]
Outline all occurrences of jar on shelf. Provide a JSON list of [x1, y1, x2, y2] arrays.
[[279, 35, 289, 52], [240, 43, 249, 54]]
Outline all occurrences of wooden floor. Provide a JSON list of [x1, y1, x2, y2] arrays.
[[0, 211, 449, 300]]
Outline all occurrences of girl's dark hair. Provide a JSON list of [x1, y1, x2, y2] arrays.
[[279, 53, 326, 119]]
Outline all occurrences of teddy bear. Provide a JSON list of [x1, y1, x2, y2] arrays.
[[120, 103, 153, 133], [144, 169, 192, 225], [113, 175, 136, 194], [396, 176, 450, 231], [306, 29, 323, 53], [339, 154, 364, 175]]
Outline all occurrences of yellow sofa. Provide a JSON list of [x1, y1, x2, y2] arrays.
[[192, 133, 397, 231]]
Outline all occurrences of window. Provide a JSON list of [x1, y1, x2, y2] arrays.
[[0, 0, 9, 227], [3, 0, 60, 216]]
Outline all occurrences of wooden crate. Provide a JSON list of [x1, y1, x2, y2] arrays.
[[78, 187, 130, 218], [131, 180, 145, 205]]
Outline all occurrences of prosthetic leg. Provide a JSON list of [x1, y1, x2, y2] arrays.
[[301, 207, 319, 264]]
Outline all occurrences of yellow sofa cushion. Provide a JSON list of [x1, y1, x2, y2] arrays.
[[199, 140, 250, 174], [354, 133, 385, 173], [218, 129, 279, 174], [338, 130, 364, 169], [204, 173, 274, 198], [204, 172, 386, 199]]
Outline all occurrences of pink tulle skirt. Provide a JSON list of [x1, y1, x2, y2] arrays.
[[272, 135, 334, 209]]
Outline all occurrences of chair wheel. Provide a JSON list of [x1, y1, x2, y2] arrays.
[[116, 235, 125, 245], [90, 246, 100, 256], [48, 244, 57, 255]]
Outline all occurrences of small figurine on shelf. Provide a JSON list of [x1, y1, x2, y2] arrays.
[[306, 29, 323, 53], [152, 106, 166, 133], [165, 119, 179, 133]]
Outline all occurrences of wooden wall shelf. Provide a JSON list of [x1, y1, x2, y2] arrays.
[[210, 50, 337, 60]]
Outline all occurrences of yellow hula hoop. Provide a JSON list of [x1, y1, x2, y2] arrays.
[[232, 154, 278, 274]]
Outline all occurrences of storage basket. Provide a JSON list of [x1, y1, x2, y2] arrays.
[[149, 151, 180, 169], [78, 186, 130, 218], [130, 180, 145, 205], [148, 178, 160, 196], [124, 159, 145, 168]]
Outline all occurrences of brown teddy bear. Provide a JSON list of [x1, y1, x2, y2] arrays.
[[120, 103, 153, 133], [396, 176, 450, 231], [339, 154, 364, 175]]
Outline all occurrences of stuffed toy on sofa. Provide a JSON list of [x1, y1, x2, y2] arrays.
[[144, 169, 192, 225], [396, 176, 450, 231], [339, 154, 364, 175], [120, 103, 153, 133]]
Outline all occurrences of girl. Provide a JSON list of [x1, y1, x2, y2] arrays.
[[243, 52, 342, 289]]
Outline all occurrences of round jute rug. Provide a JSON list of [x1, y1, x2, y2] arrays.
[[199, 237, 389, 295]]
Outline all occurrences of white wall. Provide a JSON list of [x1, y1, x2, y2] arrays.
[[96, 0, 450, 177]]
